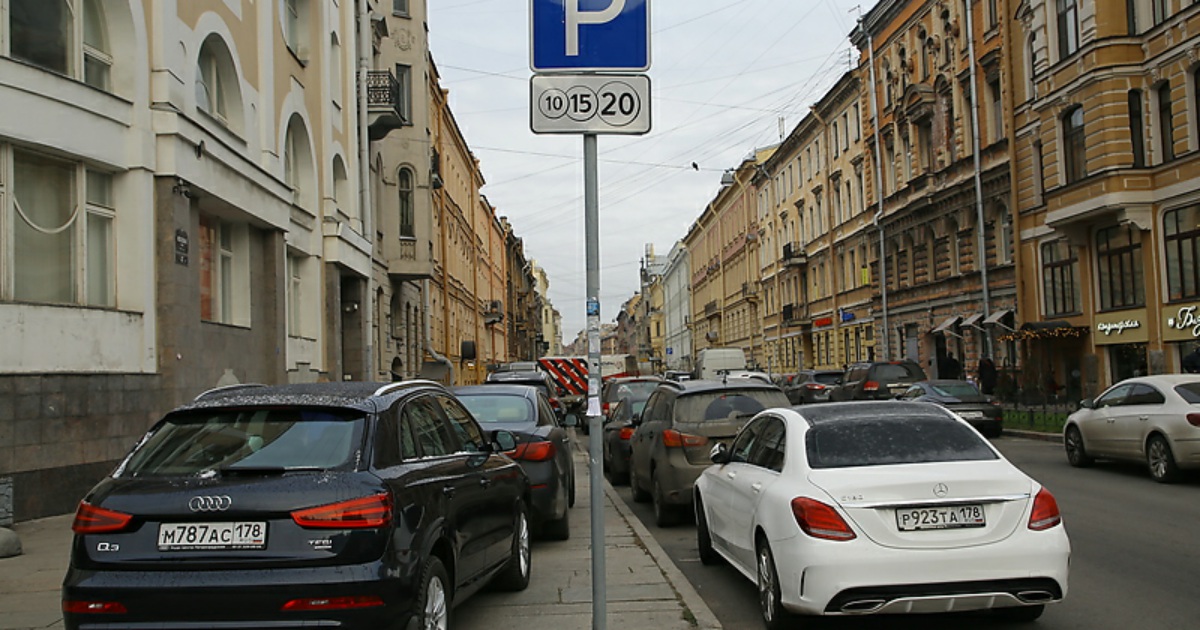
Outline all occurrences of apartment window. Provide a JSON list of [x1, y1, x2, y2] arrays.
[[1033, 139, 1045, 204], [832, 121, 840, 157], [399, 167, 415, 237], [10, 0, 69, 73], [1164, 206, 1200, 301], [392, 0, 409, 16], [1115, 91, 1142, 172], [917, 122, 932, 172], [1062, 106, 1086, 184], [852, 104, 861, 141], [284, 115, 314, 209], [85, 171, 115, 307], [999, 211, 1014, 264], [1096, 225, 1144, 311], [287, 253, 303, 335], [395, 64, 413, 123], [989, 80, 1003, 143], [1152, 0, 1170, 25], [1042, 240, 1080, 316], [284, 0, 310, 60], [196, 39, 227, 124], [1157, 82, 1175, 163], [842, 112, 849, 150], [330, 33, 343, 107], [1057, 0, 1079, 59], [82, 0, 111, 90], [1127, 0, 1138, 34], [199, 216, 234, 323], [987, 0, 998, 28]]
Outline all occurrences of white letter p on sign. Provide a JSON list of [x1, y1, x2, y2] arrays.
[[565, 0, 626, 57]]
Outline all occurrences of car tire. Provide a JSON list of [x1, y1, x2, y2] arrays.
[[542, 504, 570, 541], [651, 472, 676, 527], [1064, 425, 1094, 467], [414, 555, 451, 630], [630, 467, 651, 503], [493, 502, 531, 591], [756, 540, 790, 630], [695, 496, 720, 566], [993, 604, 1045, 622], [1147, 434, 1181, 484]]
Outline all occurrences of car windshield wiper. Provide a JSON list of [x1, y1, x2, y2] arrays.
[[218, 465, 325, 476]]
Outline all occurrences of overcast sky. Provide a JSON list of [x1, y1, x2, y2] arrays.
[[426, 0, 865, 343]]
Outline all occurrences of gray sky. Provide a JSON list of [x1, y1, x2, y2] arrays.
[[427, 0, 864, 343]]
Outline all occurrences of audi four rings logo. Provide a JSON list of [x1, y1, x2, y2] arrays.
[[189, 495, 232, 512], [933, 483, 949, 497]]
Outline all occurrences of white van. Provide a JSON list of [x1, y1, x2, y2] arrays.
[[695, 347, 748, 380]]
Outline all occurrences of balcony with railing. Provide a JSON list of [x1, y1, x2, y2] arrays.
[[704, 300, 720, 318], [782, 303, 810, 326], [367, 70, 406, 140], [741, 281, 759, 302], [782, 242, 807, 267]]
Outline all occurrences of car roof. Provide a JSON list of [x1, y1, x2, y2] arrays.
[[1116, 375, 1200, 387], [659, 378, 780, 396], [453, 384, 540, 398], [176, 380, 448, 413], [794, 400, 952, 426], [487, 371, 548, 382]]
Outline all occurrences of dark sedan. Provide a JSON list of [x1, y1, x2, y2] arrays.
[[63, 381, 532, 630], [602, 397, 647, 485], [783, 369, 843, 404], [900, 379, 1004, 437], [453, 385, 575, 540]]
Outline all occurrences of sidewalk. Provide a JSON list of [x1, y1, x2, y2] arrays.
[[0, 443, 719, 630]]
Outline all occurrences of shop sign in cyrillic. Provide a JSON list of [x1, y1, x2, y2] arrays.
[[1093, 308, 1149, 344], [1165, 305, 1200, 340]]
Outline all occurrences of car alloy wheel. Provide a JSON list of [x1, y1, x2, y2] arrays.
[[1064, 426, 1093, 467], [757, 541, 787, 630], [494, 503, 531, 591], [695, 495, 719, 566], [652, 472, 674, 527], [417, 557, 450, 630], [1147, 435, 1180, 483]]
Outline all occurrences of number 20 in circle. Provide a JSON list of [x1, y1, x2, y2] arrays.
[[596, 81, 641, 127]]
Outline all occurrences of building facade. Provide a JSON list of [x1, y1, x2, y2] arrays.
[[661, 240, 693, 372]]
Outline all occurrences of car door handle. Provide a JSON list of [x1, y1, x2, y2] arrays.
[[751, 482, 763, 493], [479, 477, 492, 488], [442, 486, 456, 498], [726, 471, 737, 480], [1139, 416, 1148, 421]]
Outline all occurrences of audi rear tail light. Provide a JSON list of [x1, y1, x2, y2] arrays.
[[791, 497, 856, 541], [281, 595, 385, 611], [63, 600, 128, 614], [292, 493, 392, 529], [1028, 487, 1062, 531], [662, 429, 708, 449], [72, 501, 133, 534], [1187, 413, 1200, 428], [863, 381, 880, 392], [508, 440, 557, 462], [618, 427, 635, 440], [805, 383, 826, 390]]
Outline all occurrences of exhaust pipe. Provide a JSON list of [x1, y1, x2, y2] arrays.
[[1016, 590, 1055, 603], [840, 599, 887, 614]]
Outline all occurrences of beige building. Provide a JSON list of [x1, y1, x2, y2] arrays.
[[1010, 0, 1200, 398]]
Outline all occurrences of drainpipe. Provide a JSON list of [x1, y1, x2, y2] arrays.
[[965, 0, 993, 359], [357, 0, 375, 379], [861, 17, 890, 360]]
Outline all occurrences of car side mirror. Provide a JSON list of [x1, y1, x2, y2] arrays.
[[710, 442, 731, 465], [563, 415, 578, 427], [490, 429, 517, 453], [1079, 398, 1094, 410]]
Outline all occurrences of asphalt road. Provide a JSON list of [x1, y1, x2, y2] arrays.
[[595, 435, 1200, 630]]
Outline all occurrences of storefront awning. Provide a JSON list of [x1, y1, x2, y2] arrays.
[[932, 315, 961, 334], [961, 313, 985, 329], [983, 308, 1016, 331]]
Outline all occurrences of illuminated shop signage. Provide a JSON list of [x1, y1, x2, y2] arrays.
[[1097, 319, 1141, 335], [813, 317, 834, 327], [1167, 306, 1200, 338]]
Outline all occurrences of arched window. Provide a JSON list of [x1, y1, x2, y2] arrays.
[[398, 167, 414, 237], [332, 156, 350, 217], [1062, 106, 1086, 183], [196, 35, 243, 132], [284, 115, 315, 209]]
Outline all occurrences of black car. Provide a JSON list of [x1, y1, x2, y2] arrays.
[[602, 397, 648, 485], [828, 360, 928, 401], [62, 381, 531, 630], [453, 384, 575, 540], [783, 369, 843, 404], [900, 380, 1004, 437], [485, 370, 567, 419]]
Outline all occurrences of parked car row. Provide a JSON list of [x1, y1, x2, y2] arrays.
[[63, 378, 577, 630]]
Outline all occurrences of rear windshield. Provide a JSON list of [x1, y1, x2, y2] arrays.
[[814, 373, 842, 385], [120, 408, 365, 477], [930, 382, 982, 398], [1175, 383, 1200, 404], [458, 394, 536, 425], [806, 415, 998, 469], [872, 363, 926, 381], [607, 381, 659, 401], [676, 389, 790, 422]]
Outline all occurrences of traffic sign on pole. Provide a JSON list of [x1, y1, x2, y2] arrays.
[[530, 0, 650, 72], [531, 74, 650, 134]]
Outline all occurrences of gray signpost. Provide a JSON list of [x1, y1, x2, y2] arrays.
[[530, 2, 650, 628]]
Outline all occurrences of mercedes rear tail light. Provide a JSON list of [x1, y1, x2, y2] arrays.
[[72, 501, 133, 534], [791, 497, 856, 541], [662, 429, 708, 449], [292, 493, 392, 529], [1028, 487, 1062, 531], [508, 439, 557, 462]]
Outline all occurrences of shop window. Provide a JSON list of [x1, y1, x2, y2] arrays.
[[1096, 225, 1144, 311], [1164, 206, 1200, 301], [1041, 239, 1080, 316]]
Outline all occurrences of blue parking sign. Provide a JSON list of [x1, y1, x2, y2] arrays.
[[531, 0, 650, 72]]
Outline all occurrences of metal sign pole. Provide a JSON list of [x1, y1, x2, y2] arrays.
[[584, 132, 606, 630]]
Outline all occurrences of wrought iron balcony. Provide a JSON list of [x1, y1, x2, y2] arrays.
[[782, 242, 807, 267], [783, 303, 809, 326], [367, 70, 406, 140], [742, 282, 759, 301]]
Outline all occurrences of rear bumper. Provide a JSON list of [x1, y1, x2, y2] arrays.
[[522, 460, 567, 523], [63, 562, 416, 630]]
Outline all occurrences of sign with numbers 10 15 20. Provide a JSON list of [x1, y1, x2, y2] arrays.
[[530, 74, 650, 135]]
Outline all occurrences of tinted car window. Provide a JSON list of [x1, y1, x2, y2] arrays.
[[677, 389, 789, 422], [1175, 383, 1200, 403], [458, 394, 536, 425], [872, 363, 925, 381], [121, 408, 364, 476], [749, 418, 785, 472], [1096, 383, 1133, 408], [439, 395, 487, 452], [929, 382, 982, 397], [1125, 384, 1165, 406], [728, 420, 759, 463], [806, 415, 998, 469], [814, 373, 842, 385], [375, 407, 403, 468], [405, 397, 455, 457]]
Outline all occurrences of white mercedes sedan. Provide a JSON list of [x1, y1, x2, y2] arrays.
[[694, 401, 1069, 628]]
